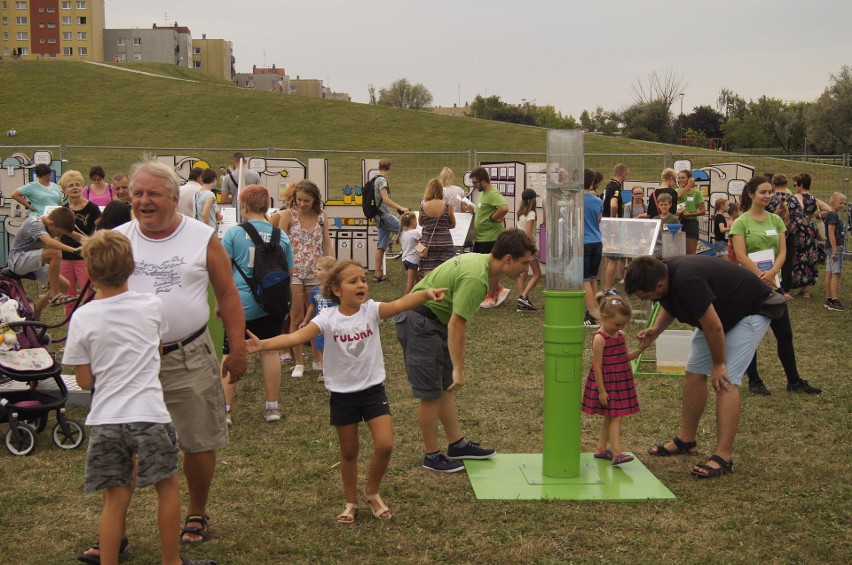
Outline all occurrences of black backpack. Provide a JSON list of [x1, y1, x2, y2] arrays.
[[231, 222, 290, 319], [361, 175, 384, 220]]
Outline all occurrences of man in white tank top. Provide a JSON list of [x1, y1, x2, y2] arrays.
[[109, 161, 247, 545]]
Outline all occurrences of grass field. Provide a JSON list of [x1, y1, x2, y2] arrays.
[[0, 264, 848, 564], [1, 61, 848, 209]]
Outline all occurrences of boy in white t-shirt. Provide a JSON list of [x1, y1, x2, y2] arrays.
[[65, 230, 215, 565]]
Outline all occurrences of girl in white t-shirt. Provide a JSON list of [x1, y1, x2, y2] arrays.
[[246, 260, 446, 524], [398, 211, 422, 294], [515, 189, 542, 311]]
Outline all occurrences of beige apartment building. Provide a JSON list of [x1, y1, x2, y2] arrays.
[[102, 23, 191, 65], [191, 35, 233, 81], [1, 0, 104, 60]]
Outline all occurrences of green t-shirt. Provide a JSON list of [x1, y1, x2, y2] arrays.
[[678, 189, 704, 216], [412, 253, 490, 325], [474, 188, 507, 243], [729, 212, 786, 257]]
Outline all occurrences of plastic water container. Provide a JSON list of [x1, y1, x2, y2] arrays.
[[656, 330, 692, 374], [601, 218, 661, 257]]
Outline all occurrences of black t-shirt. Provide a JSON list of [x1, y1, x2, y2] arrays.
[[660, 255, 769, 332], [646, 187, 679, 218], [61, 201, 101, 260], [601, 179, 623, 218], [713, 213, 727, 241]]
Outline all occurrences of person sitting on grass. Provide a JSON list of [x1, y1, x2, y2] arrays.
[[246, 260, 447, 524], [6, 207, 80, 316], [66, 230, 216, 565]]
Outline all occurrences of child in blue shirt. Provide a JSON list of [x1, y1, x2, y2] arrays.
[[302, 256, 338, 381]]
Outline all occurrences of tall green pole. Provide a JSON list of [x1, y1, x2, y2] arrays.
[[542, 290, 585, 477], [542, 130, 585, 479]]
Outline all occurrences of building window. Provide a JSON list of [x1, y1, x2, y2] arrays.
[[38, 6, 43, 12], [77, 46, 87, 55], [76, 1, 85, 8], [193, 61, 201, 68], [39, 38, 44, 43], [77, 31, 86, 40], [133, 52, 142, 61], [62, 31, 71, 40], [132, 37, 141, 45], [19, 47, 28, 55], [47, 38, 56, 43], [16, 16, 27, 24], [117, 52, 126, 62], [61, 1, 70, 7], [16, 32, 27, 40], [48, 53, 56, 58], [77, 16, 86, 24], [2, 48, 7, 56], [1, 17, 6, 24], [61, 16, 70, 24], [117, 38, 125, 45], [46, 6, 54, 12], [47, 23, 56, 28], [2, 32, 7, 40], [194, 47, 201, 54], [63, 46, 72, 55], [15, 1, 26, 9]]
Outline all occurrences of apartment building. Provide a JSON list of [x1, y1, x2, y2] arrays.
[[191, 35, 234, 81], [102, 23, 191, 65], [1, 0, 104, 60]]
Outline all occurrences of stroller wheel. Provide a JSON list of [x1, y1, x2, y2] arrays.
[[52, 419, 84, 450], [24, 414, 48, 433], [5, 423, 38, 456]]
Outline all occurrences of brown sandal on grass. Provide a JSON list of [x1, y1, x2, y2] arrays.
[[648, 436, 698, 457], [336, 502, 358, 524], [360, 490, 392, 520]]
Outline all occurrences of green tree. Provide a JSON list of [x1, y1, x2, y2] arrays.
[[377, 78, 433, 109], [807, 65, 852, 153], [722, 115, 769, 150], [620, 99, 675, 143], [579, 109, 593, 130]]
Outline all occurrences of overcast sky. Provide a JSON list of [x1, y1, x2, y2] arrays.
[[106, 0, 852, 117]]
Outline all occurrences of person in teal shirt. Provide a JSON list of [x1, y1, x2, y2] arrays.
[[12, 164, 65, 217], [470, 167, 509, 307]]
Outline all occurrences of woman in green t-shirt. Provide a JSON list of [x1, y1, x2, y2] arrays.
[[730, 175, 822, 396], [676, 170, 706, 254]]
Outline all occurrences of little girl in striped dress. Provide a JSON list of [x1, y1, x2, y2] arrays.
[[582, 292, 648, 466]]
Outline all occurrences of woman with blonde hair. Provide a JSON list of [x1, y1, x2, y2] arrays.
[[418, 178, 456, 275], [438, 167, 471, 213]]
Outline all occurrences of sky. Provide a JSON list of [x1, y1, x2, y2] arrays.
[[105, 0, 852, 117]]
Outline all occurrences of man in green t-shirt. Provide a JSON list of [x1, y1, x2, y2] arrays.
[[470, 167, 509, 307], [394, 229, 536, 473]]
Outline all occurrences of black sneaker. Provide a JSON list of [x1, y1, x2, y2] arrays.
[[422, 452, 466, 473], [787, 379, 822, 394], [517, 295, 536, 309], [823, 298, 834, 310], [827, 299, 847, 312], [584, 313, 600, 328], [748, 380, 771, 396], [447, 440, 496, 460], [516, 303, 537, 312]]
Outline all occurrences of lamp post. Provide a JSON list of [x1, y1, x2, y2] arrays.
[[678, 93, 685, 144]]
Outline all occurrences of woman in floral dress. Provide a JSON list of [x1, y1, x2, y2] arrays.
[[789, 173, 830, 297], [418, 179, 456, 275]]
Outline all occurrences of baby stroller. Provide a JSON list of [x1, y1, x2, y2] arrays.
[[0, 274, 85, 456], [0, 320, 85, 456]]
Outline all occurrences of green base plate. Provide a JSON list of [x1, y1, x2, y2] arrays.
[[465, 453, 676, 501]]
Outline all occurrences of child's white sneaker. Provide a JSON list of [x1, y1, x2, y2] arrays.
[[291, 365, 304, 378], [312, 361, 323, 371]]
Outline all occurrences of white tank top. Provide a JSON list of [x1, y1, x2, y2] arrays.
[[115, 216, 214, 342]]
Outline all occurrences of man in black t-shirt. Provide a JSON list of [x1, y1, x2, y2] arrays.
[[601, 163, 628, 293], [625, 255, 772, 479]]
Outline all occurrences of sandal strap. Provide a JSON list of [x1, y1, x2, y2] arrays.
[[673, 436, 697, 451], [708, 454, 732, 468]]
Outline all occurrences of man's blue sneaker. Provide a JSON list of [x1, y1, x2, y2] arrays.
[[422, 452, 466, 473], [447, 440, 496, 460]]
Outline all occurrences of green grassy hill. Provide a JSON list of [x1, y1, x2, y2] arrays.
[[1, 61, 845, 203]]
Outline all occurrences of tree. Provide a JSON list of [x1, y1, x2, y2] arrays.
[[469, 95, 577, 128], [579, 109, 593, 130], [367, 83, 376, 105], [716, 88, 747, 119], [377, 78, 433, 109], [631, 69, 687, 108], [580, 106, 619, 134], [620, 99, 675, 143], [807, 65, 852, 154], [722, 115, 769, 150], [681, 105, 724, 139]]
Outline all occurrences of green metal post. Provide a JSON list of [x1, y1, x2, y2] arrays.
[[542, 289, 586, 478]]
